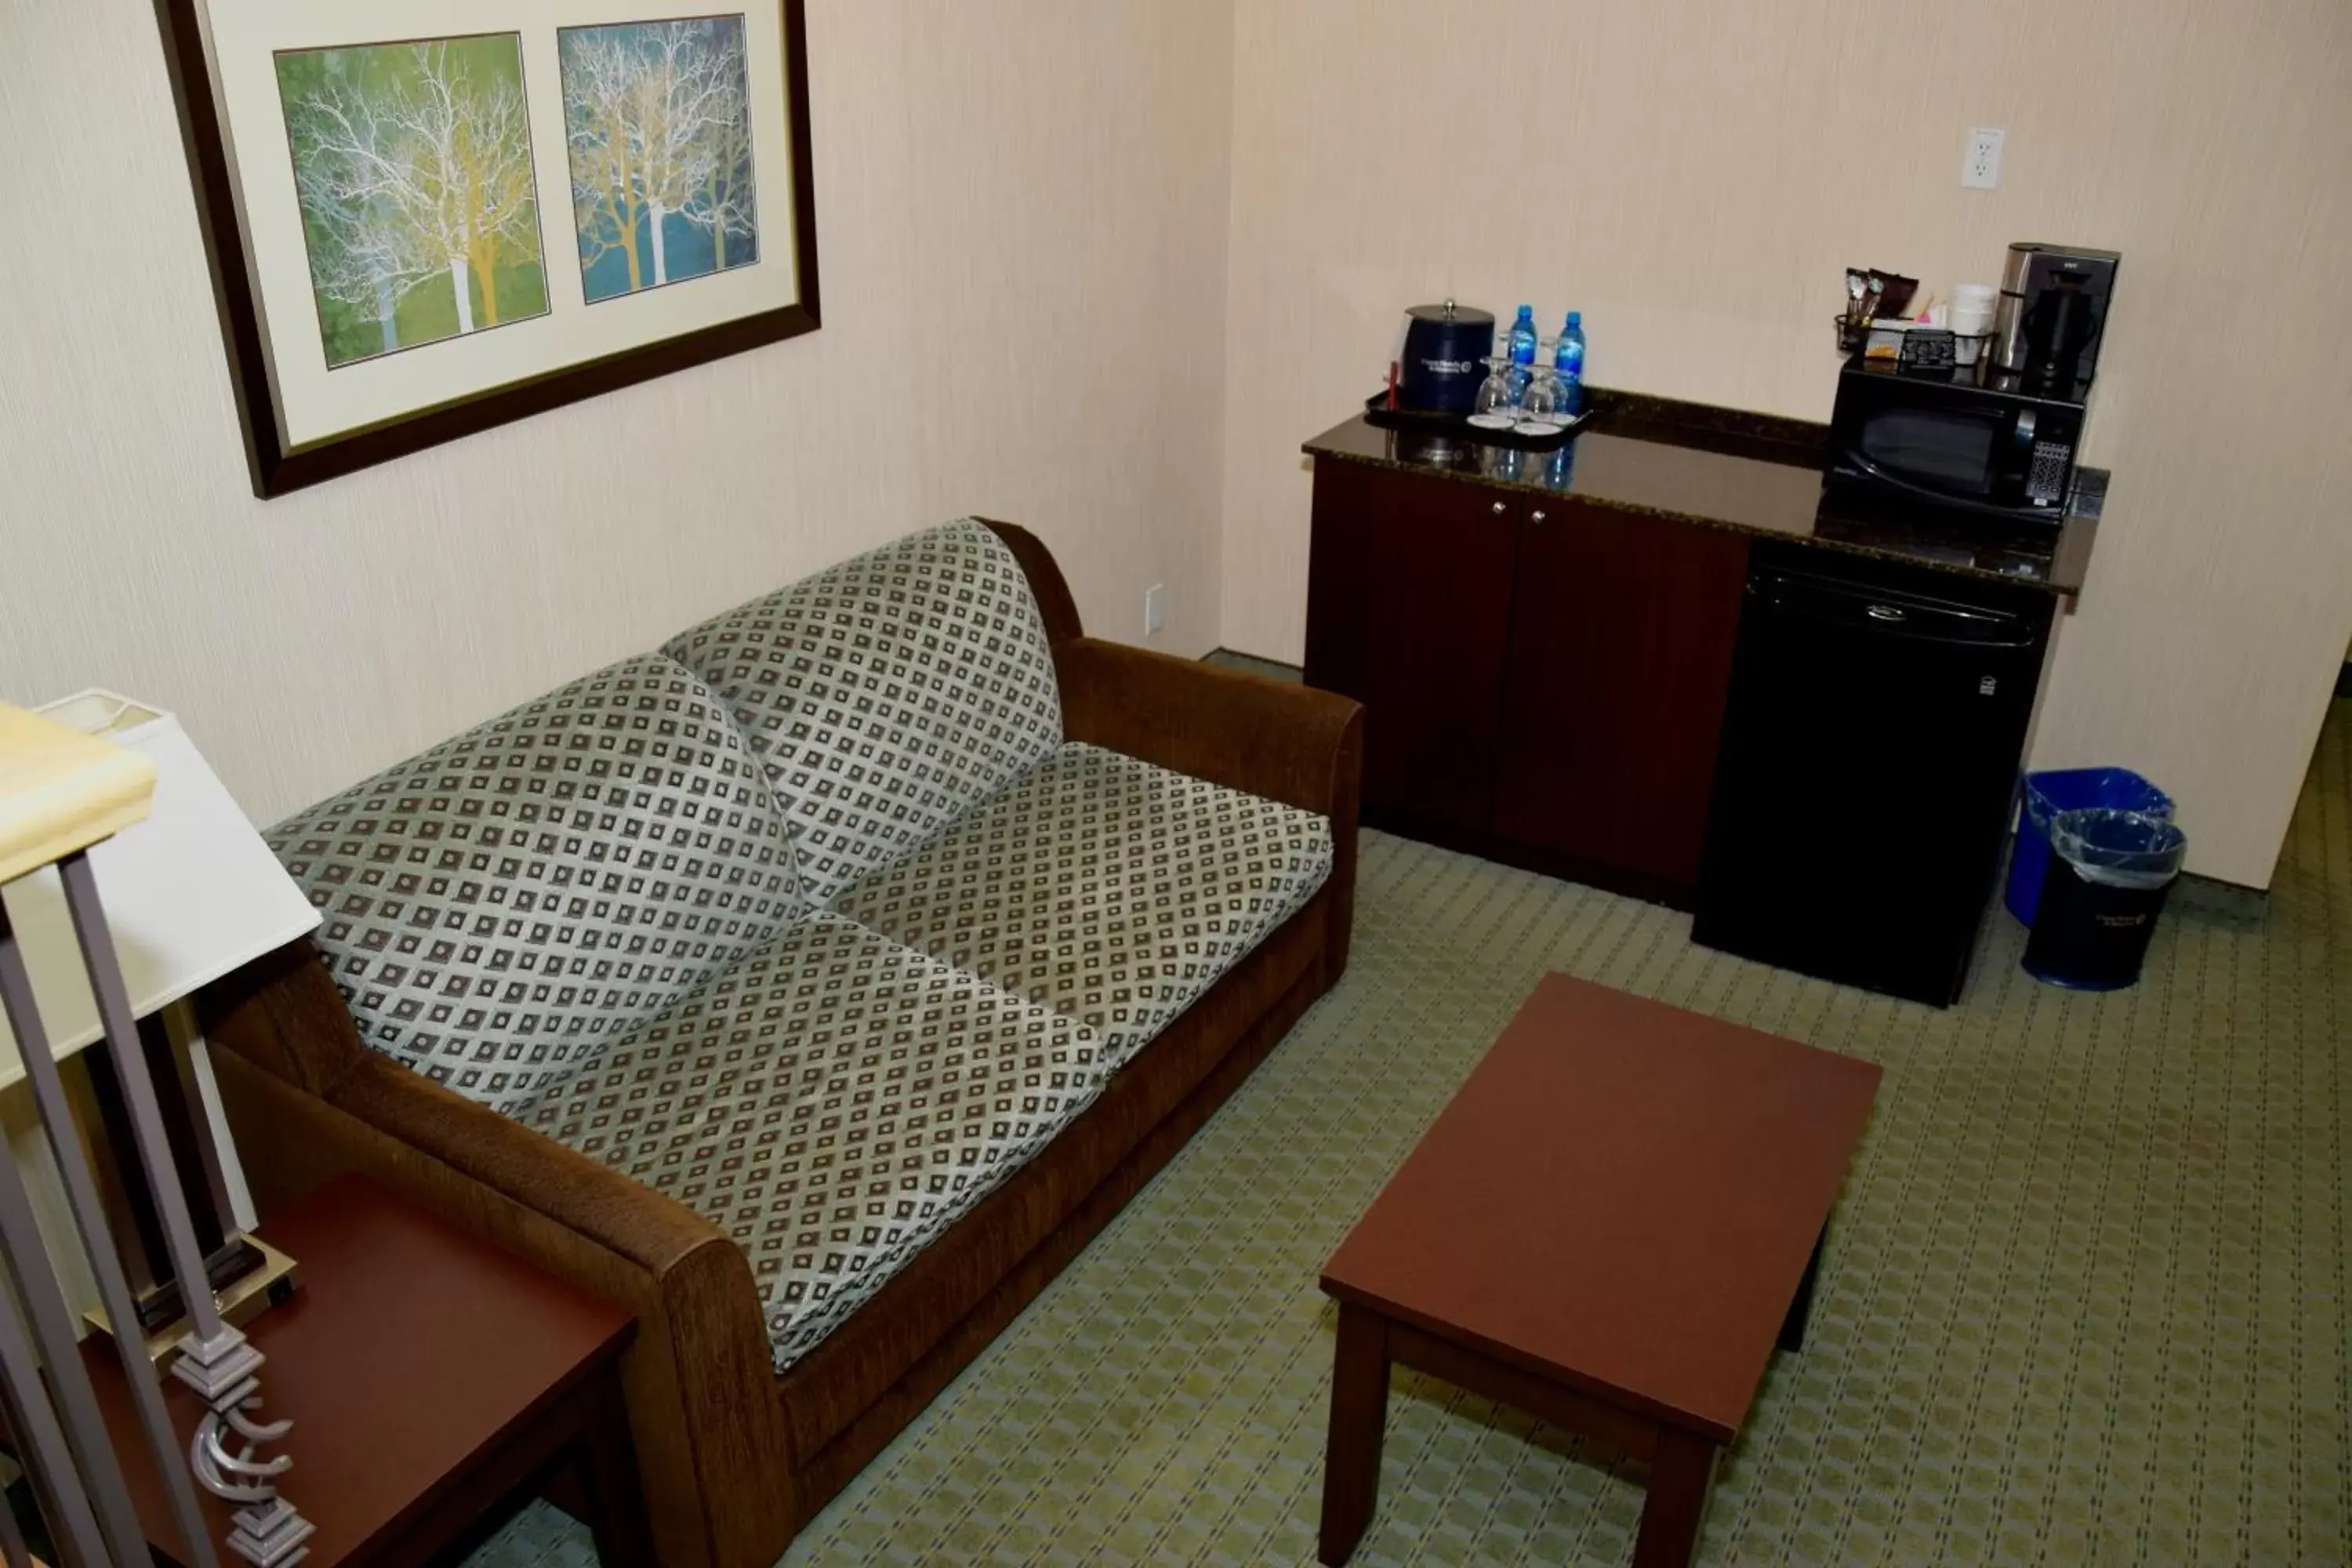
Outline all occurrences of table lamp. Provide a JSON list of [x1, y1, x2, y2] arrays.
[[0, 692, 318, 1357], [0, 695, 318, 1566]]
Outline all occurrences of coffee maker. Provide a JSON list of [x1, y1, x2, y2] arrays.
[[1990, 243, 2121, 387]]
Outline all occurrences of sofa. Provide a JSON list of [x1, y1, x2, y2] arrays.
[[198, 519, 1363, 1566]]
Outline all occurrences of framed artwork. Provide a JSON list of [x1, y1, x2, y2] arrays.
[[153, 1, 818, 496]]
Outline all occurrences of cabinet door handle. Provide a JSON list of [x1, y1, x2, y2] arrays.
[[1491, 501, 1508, 515], [1530, 510, 1547, 524]]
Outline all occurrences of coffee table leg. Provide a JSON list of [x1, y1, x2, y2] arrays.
[[1632, 1426, 1718, 1568], [1318, 1302, 1390, 1566], [1779, 1225, 1827, 1353]]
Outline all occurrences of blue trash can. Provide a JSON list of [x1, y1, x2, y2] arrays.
[[2005, 768, 2173, 925], [2022, 810, 2189, 989]]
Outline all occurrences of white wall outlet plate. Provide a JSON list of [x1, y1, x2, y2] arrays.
[[1143, 583, 1167, 637], [1962, 127, 2005, 190]]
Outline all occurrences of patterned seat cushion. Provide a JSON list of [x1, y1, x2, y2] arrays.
[[662, 519, 1062, 909], [834, 743, 1333, 1070], [267, 655, 801, 1114], [521, 913, 1104, 1370]]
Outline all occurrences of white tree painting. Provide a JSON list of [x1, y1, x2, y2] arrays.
[[278, 35, 550, 367], [560, 17, 760, 303]]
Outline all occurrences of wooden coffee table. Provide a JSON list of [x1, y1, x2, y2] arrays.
[[77, 1173, 653, 1566], [1318, 974, 1881, 1567]]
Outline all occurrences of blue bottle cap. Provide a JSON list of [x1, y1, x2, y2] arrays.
[[1566, 310, 1581, 328], [1516, 304, 1534, 318]]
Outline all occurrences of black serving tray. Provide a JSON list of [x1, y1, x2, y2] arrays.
[[1363, 390, 1594, 450]]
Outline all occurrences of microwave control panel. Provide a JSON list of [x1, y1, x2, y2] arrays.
[[2027, 441, 2072, 508]]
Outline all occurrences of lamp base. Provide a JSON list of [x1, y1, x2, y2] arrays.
[[85, 1233, 299, 1366]]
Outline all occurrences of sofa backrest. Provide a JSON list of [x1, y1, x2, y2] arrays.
[[664, 518, 1062, 907], [267, 654, 802, 1113]]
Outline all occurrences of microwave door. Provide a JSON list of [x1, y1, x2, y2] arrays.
[[1857, 408, 2003, 499]]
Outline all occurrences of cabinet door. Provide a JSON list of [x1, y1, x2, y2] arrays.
[[1305, 462, 1521, 834], [1490, 500, 1749, 893]]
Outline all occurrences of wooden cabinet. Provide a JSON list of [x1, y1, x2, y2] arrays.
[[1491, 499, 1750, 891], [1304, 460, 1750, 906], [1304, 461, 1521, 835]]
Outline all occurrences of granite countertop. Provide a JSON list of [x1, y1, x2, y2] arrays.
[[1302, 390, 2100, 596]]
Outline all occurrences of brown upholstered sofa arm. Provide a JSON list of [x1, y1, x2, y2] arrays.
[[1054, 637, 1362, 818], [201, 943, 735, 1274], [199, 944, 799, 1567], [1054, 637, 1364, 975]]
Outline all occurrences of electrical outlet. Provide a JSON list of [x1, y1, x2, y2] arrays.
[[1962, 127, 2005, 190], [1143, 583, 1167, 637]]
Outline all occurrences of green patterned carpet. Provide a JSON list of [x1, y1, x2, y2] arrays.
[[474, 702, 2350, 1566]]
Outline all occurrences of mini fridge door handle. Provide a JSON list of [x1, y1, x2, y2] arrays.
[[1759, 572, 2034, 648]]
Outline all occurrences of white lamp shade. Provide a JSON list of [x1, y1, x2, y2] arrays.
[[0, 692, 320, 1087]]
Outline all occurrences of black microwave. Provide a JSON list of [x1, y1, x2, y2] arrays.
[[1825, 355, 2084, 524]]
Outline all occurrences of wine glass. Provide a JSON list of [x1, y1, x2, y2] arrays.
[[1470, 355, 1518, 427], [1520, 361, 1566, 429]]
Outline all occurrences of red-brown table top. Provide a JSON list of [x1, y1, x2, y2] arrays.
[[1321, 973, 1881, 1443], [83, 1173, 633, 1565]]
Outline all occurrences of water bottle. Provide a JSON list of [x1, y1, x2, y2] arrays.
[[1554, 310, 1585, 414], [1508, 304, 1538, 399]]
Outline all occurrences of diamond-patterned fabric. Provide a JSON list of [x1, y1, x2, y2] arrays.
[[267, 655, 801, 1114], [663, 520, 1063, 909], [836, 743, 1333, 1072], [523, 913, 1105, 1369]]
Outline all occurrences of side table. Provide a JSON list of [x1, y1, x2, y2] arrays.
[[78, 1173, 654, 1566]]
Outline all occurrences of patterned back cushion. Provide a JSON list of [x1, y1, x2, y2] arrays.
[[267, 654, 803, 1113], [663, 519, 1062, 908]]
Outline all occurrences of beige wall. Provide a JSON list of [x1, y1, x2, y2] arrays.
[[7, 1, 2347, 888], [0, 0, 1235, 826], [1220, 0, 2352, 888]]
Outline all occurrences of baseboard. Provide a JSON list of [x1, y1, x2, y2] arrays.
[[1203, 648, 1303, 684], [2171, 872, 2269, 928], [1229, 641, 2296, 928]]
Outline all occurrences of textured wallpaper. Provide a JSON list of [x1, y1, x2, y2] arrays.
[[8, 0, 2348, 887], [1217, 0, 2352, 887], [0, 0, 1236, 824]]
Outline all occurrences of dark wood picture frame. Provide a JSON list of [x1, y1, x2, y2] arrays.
[[149, 0, 821, 499]]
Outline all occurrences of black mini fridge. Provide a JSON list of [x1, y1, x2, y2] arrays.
[[1693, 546, 2055, 1007]]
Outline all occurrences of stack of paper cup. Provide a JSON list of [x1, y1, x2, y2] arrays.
[[1951, 284, 1998, 365]]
